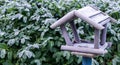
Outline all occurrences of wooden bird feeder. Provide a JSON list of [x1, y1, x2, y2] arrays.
[[50, 6, 116, 57]]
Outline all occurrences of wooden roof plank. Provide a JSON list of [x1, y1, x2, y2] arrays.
[[75, 10, 104, 30], [88, 11, 102, 18]]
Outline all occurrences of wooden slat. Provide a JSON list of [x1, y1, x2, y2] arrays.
[[98, 11, 116, 23], [61, 45, 108, 55], [73, 43, 94, 48], [110, 17, 117, 22], [77, 6, 97, 17], [89, 11, 101, 18], [75, 10, 104, 30], [99, 19, 110, 25], [90, 5, 116, 23], [73, 42, 110, 50], [98, 16, 110, 23], [71, 52, 97, 57]]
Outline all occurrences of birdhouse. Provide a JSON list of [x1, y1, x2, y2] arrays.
[[50, 6, 116, 57]]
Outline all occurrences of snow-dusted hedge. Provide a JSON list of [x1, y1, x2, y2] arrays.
[[0, 0, 119, 65]]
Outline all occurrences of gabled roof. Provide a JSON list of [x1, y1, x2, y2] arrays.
[[50, 6, 116, 30]]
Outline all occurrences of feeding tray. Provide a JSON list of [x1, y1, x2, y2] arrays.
[[61, 41, 112, 57]]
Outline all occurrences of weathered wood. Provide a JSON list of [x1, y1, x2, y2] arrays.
[[71, 52, 96, 57], [99, 42, 108, 49], [100, 12, 116, 23], [61, 45, 108, 55], [89, 11, 101, 18], [73, 42, 109, 49], [110, 17, 117, 22], [75, 10, 104, 30], [99, 18, 110, 25], [90, 5, 116, 23], [100, 24, 107, 45], [60, 25, 73, 46], [94, 29, 100, 49], [73, 43, 94, 48], [69, 21, 80, 43], [50, 10, 76, 29], [98, 16, 110, 23]]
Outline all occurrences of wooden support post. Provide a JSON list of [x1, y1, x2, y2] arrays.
[[100, 24, 107, 45], [94, 29, 100, 49], [69, 21, 80, 43], [60, 25, 73, 46]]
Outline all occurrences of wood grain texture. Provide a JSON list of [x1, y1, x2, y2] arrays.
[[60, 25, 73, 45], [61, 45, 108, 55], [71, 52, 96, 57]]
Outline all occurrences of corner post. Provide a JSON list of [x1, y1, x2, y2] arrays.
[[69, 21, 80, 43], [94, 29, 100, 49], [100, 24, 107, 45], [60, 24, 73, 46]]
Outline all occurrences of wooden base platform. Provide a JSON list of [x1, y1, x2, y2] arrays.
[[61, 42, 112, 57]]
